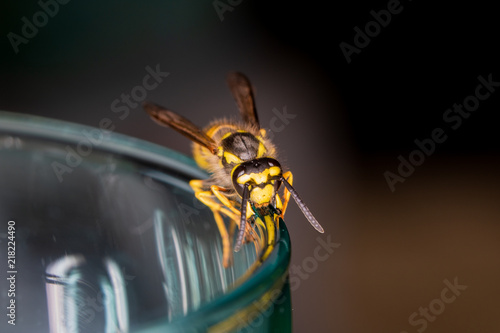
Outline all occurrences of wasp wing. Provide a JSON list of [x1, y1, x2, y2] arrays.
[[227, 72, 260, 130], [143, 102, 218, 154]]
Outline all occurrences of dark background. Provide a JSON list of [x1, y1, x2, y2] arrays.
[[2, 1, 500, 332]]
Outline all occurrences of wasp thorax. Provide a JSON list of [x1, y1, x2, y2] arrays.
[[221, 132, 259, 161], [220, 132, 268, 168], [231, 158, 282, 205]]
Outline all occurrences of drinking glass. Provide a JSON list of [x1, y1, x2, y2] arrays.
[[0, 111, 291, 333]]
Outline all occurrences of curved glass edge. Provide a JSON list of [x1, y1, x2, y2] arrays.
[[0, 110, 206, 180], [207, 220, 292, 333], [0, 110, 293, 332], [139, 220, 291, 333]]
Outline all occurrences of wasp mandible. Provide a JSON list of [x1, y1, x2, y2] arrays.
[[144, 72, 324, 267]]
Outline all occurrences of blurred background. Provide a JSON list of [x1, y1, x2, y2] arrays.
[[1, 1, 499, 332]]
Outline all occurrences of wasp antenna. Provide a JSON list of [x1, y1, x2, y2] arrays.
[[234, 184, 250, 252], [281, 177, 324, 233]]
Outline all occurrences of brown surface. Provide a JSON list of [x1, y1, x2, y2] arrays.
[[290, 156, 500, 333]]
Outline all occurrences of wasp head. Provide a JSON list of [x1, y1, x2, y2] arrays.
[[231, 157, 282, 207]]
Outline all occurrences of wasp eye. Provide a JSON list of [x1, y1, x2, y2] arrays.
[[266, 158, 278, 167], [232, 164, 247, 197]]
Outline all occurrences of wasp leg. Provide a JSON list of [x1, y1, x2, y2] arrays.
[[253, 217, 266, 256], [190, 180, 260, 266], [210, 185, 257, 244], [280, 171, 293, 218], [260, 214, 276, 262], [190, 180, 239, 267], [190, 180, 240, 220], [210, 185, 240, 216]]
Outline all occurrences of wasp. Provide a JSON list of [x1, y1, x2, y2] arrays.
[[143, 72, 324, 267]]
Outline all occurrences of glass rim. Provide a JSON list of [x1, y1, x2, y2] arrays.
[[0, 110, 292, 331]]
